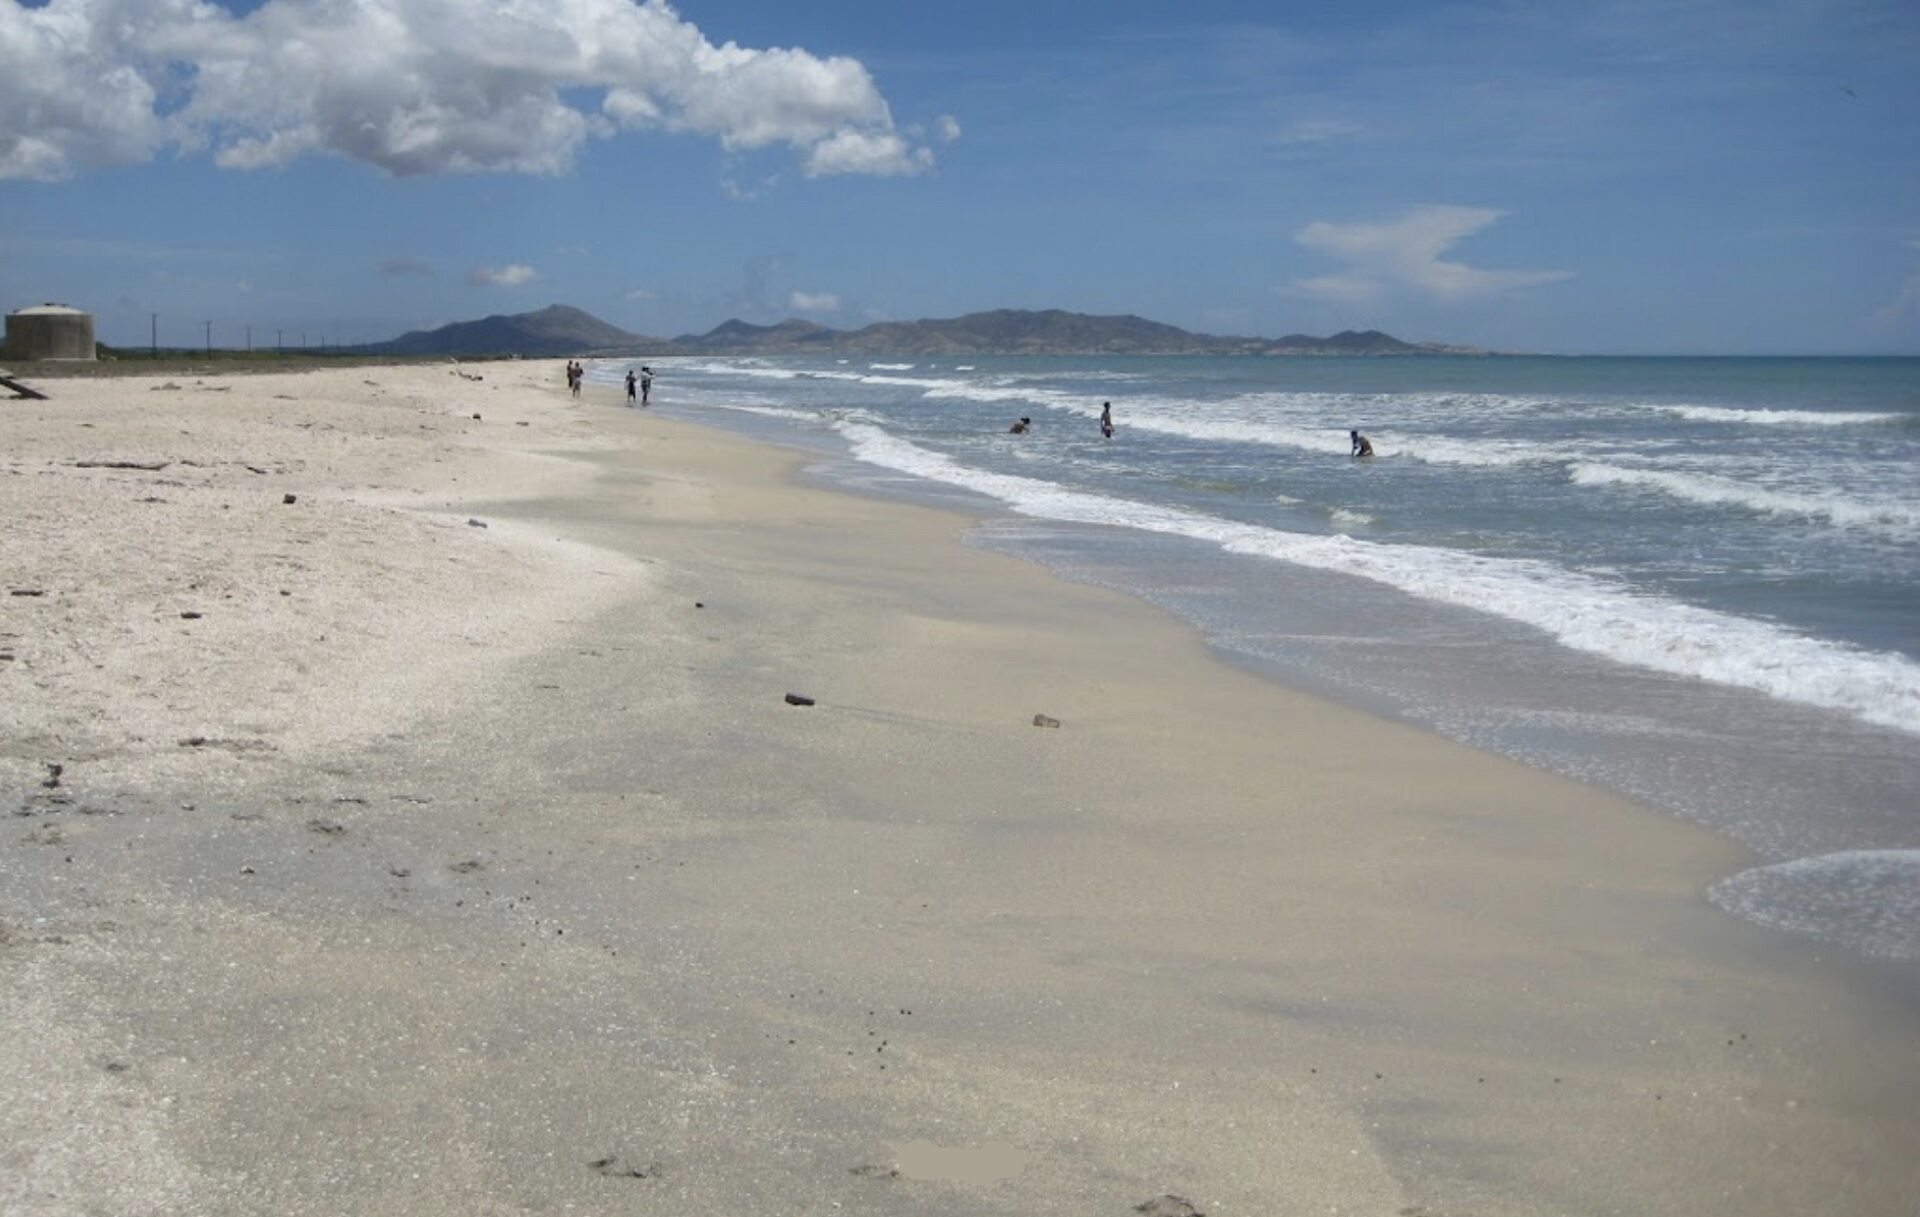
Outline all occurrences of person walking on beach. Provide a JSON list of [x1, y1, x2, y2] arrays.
[[640, 366, 653, 406], [1100, 401, 1114, 439], [570, 361, 583, 399], [1350, 429, 1374, 458], [625, 369, 637, 406]]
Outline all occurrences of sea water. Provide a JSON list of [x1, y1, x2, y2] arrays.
[[588, 354, 1920, 963]]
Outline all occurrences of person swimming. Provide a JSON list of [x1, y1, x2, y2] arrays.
[[1350, 429, 1374, 458], [1009, 417, 1032, 434], [1100, 401, 1114, 439]]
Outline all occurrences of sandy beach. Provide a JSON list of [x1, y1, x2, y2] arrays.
[[3, 361, 1915, 1216]]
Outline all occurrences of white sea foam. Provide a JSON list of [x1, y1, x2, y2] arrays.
[[680, 361, 804, 380], [1103, 406, 1550, 468], [1570, 463, 1920, 533], [1651, 404, 1904, 427], [1328, 508, 1376, 529], [834, 422, 1920, 736], [704, 402, 824, 423], [869, 362, 916, 370], [1710, 851, 1920, 959], [954, 365, 975, 371], [942, 388, 1569, 467]]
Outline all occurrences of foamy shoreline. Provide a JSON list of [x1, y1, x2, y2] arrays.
[[3, 363, 1916, 1215]]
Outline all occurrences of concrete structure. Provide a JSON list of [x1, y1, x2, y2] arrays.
[[5, 304, 96, 361]]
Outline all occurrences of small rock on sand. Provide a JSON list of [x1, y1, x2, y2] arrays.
[[1032, 713, 1061, 728], [282, 493, 297, 504], [784, 692, 816, 706], [1135, 1197, 1204, 1217], [587, 1155, 657, 1179]]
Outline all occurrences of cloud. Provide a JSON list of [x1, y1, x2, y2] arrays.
[[379, 256, 435, 277], [0, 0, 939, 181], [721, 170, 781, 200], [789, 290, 840, 312], [1291, 206, 1572, 303], [623, 287, 655, 301], [802, 128, 932, 178], [935, 114, 962, 143], [467, 263, 537, 287]]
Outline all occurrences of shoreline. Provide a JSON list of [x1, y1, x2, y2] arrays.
[[4, 362, 1916, 1214]]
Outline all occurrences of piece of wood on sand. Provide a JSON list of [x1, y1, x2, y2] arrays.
[[0, 372, 49, 401]]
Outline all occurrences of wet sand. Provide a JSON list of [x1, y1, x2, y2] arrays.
[[2, 362, 1915, 1215]]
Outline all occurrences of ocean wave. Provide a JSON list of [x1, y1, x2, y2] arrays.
[[703, 402, 823, 423], [1095, 406, 1553, 468], [678, 361, 805, 380], [1650, 404, 1906, 427], [1328, 508, 1376, 529], [1710, 851, 1920, 959], [1569, 463, 1920, 533], [869, 362, 916, 370], [834, 421, 1920, 736]]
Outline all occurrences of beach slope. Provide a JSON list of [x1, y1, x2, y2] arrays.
[[2, 363, 1914, 1215]]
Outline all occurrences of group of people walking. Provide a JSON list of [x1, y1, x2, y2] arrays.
[[562, 360, 653, 406]]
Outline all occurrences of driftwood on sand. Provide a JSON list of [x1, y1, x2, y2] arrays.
[[1, 372, 49, 400]]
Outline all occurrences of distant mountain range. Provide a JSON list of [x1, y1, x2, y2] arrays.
[[364, 304, 1485, 358]]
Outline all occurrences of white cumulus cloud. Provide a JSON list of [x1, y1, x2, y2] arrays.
[[468, 263, 537, 287], [1292, 206, 1572, 304], [789, 290, 840, 312], [802, 128, 932, 178], [0, 0, 939, 181]]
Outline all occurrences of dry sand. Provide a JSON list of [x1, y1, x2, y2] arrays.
[[2, 362, 1915, 1216]]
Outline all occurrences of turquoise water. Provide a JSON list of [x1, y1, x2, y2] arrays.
[[592, 354, 1920, 962]]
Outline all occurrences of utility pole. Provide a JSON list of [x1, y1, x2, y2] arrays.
[[245, 324, 252, 353], [150, 313, 157, 358], [277, 329, 283, 355], [204, 320, 212, 357]]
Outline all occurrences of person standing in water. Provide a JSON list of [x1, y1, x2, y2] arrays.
[[1100, 401, 1114, 439], [640, 366, 654, 406], [625, 369, 638, 406], [1350, 429, 1374, 458]]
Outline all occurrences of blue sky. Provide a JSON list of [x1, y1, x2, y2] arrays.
[[2, 0, 1916, 354]]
